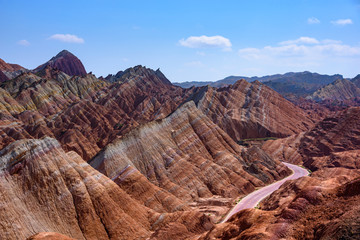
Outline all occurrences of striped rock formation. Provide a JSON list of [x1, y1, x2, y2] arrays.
[[90, 101, 291, 202], [0, 137, 215, 239], [188, 80, 314, 141]]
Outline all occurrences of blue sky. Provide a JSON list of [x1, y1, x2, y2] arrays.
[[0, 0, 359, 82]]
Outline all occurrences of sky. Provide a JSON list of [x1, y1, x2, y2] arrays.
[[0, 0, 359, 82]]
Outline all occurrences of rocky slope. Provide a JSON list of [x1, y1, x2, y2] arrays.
[[263, 107, 360, 170], [200, 175, 360, 239], [188, 79, 314, 140], [200, 107, 360, 239], [34, 50, 87, 77], [0, 70, 9, 82], [0, 138, 154, 239], [90, 101, 291, 209], [0, 137, 217, 240], [0, 68, 109, 158], [0, 61, 193, 161]]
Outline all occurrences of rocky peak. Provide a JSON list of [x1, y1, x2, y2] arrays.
[[0, 58, 25, 72], [0, 58, 27, 79], [231, 79, 250, 89], [34, 50, 87, 77], [105, 70, 124, 83], [109, 65, 172, 87]]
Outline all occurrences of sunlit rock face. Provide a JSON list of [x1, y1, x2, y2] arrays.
[[263, 107, 360, 171], [200, 107, 360, 240], [91, 101, 290, 202], [0, 137, 218, 240], [0, 137, 155, 240], [188, 79, 314, 141]]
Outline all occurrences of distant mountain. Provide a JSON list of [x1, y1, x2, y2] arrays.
[[34, 50, 87, 77], [308, 79, 360, 101], [352, 74, 360, 88], [263, 72, 343, 97], [174, 76, 249, 88], [174, 72, 343, 97], [174, 76, 245, 88]]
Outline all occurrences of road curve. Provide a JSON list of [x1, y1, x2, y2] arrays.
[[222, 162, 309, 222]]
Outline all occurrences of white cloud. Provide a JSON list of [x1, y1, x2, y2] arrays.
[[308, 17, 320, 24], [179, 35, 232, 51], [238, 48, 262, 59], [17, 39, 30, 46], [322, 39, 342, 44], [239, 37, 360, 61], [48, 34, 84, 43], [331, 19, 353, 26], [280, 37, 319, 45]]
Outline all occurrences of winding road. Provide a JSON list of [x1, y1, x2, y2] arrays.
[[222, 162, 309, 222]]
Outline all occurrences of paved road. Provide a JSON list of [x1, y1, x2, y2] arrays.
[[222, 162, 309, 222]]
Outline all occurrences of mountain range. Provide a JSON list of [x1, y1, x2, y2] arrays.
[[0, 50, 359, 240]]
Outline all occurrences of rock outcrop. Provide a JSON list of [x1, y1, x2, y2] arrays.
[[34, 50, 87, 77]]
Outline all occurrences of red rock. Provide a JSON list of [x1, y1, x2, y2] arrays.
[[0, 58, 25, 72], [190, 79, 314, 140], [0, 137, 218, 239], [0, 138, 154, 239], [34, 50, 87, 77], [0, 70, 9, 82], [0, 58, 27, 79], [90, 101, 291, 202], [27, 232, 76, 240]]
